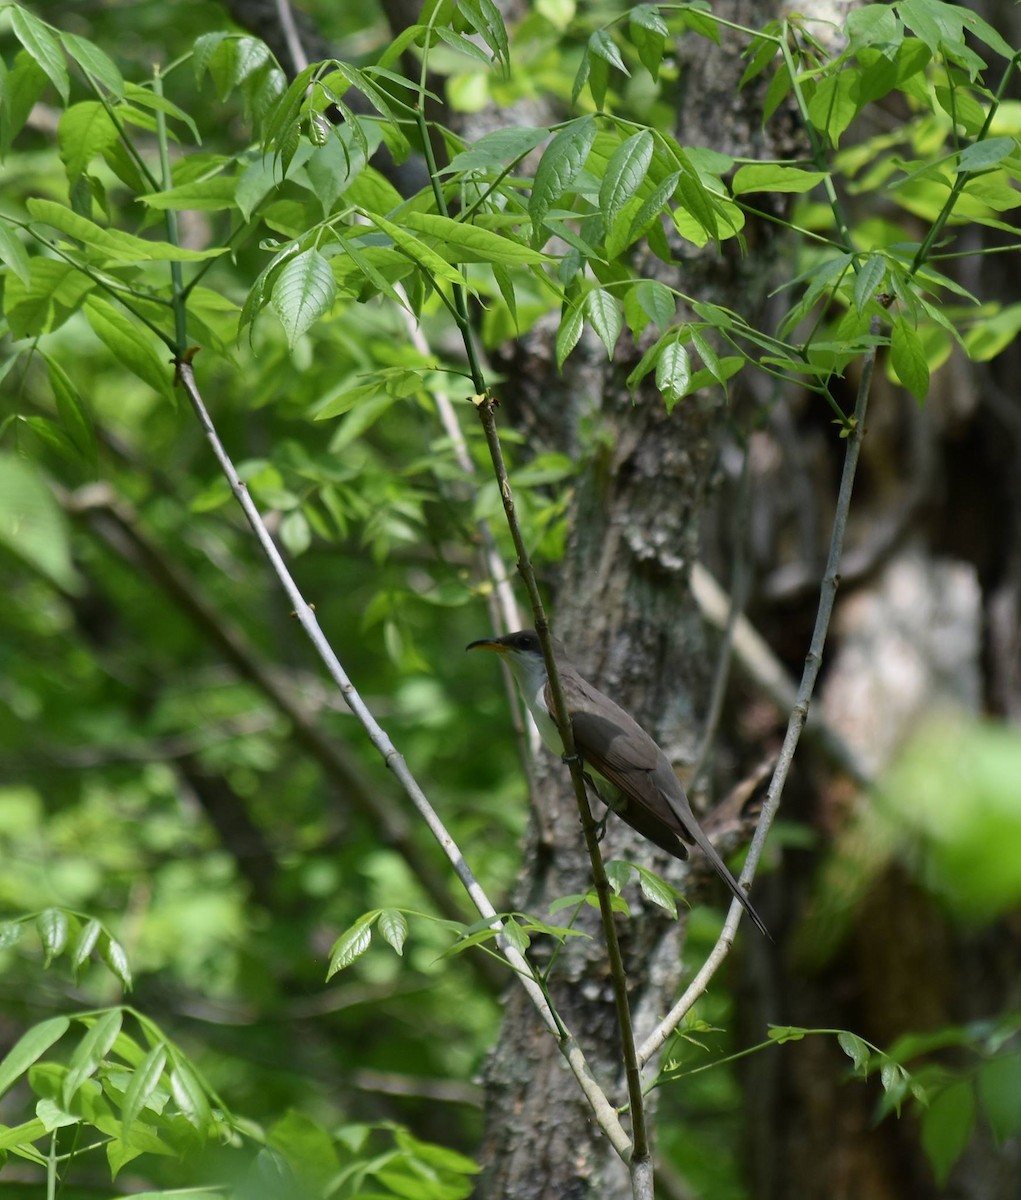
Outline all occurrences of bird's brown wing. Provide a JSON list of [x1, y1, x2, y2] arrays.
[[549, 671, 693, 860], [548, 669, 770, 937]]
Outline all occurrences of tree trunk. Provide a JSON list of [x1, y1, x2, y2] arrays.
[[470, 3, 798, 1195]]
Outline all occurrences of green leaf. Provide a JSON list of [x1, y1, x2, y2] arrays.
[[0, 218, 31, 284], [84, 296, 173, 399], [0, 51, 49, 154], [10, 6, 69, 102], [762, 60, 794, 122], [364, 212, 468, 287], [739, 33, 780, 89], [36, 907, 70, 964], [689, 328, 737, 391], [120, 1044, 167, 1137], [890, 316, 930, 401], [0, 454, 80, 592], [401, 211, 547, 264], [27, 197, 113, 250], [378, 910, 408, 956], [806, 70, 859, 145], [978, 1054, 1021, 1144], [846, 4, 901, 48], [492, 261, 518, 330], [837, 1031, 871, 1073], [655, 340, 691, 411], [444, 126, 548, 174], [501, 916, 530, 954], [625, 331, 667, 392], [676, 160, 719, 240], [271, 248, 337, 348], [0, 1117, 48, 1155], [63, 1010, 123, 1108], [69, 918, 102, 978], [529, 116, 597, 230], [434, 26, 495, 64], [322, 390, 402, 447], [956, 136, 1017, 174], [613, 169, 679, 257], [731, 163, 828, 195], [921, 1081, 975, 1186], [42, 354, 91, 474], [853, 254, 887, 314], [629, 5, 668, 79], [170, 1059, 212, 1131], [555, 303, 585, 368], [100, 932, 133, 989], [57, 101, 120, 184], [395, 1127, 480, 1177], [139, 175, 239, 211], [599, 130, 654, 229], [623, 279, 675, 337], [963, 302, 1021, 362], [59, 31, 124, 96], [0, 1017, 70, 1100], [268, 1109, 341, 1190], [122, 82, 201, 143], [632, 864, 678, 917], [456, 0, 510, 69], [0, 921, 24, 952], [588, 29, 629, 77], [333, 240, 410, 307], [33, 199, 224, 263], [584, 287, 621, 358], [327, 913, 379, 978], [767, 1025, 808, 1044], [4, 255, 93, 339], [278, 509, 310, 556]]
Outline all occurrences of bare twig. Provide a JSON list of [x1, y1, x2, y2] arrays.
[[640, 327, 879, 1066]]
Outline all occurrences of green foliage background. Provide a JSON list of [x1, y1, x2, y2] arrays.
[[1, 0, 1021, 1195]]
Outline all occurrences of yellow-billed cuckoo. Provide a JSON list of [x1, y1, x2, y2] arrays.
[[467, 630, 768, 937]]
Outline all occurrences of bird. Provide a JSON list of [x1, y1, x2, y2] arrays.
[[467, 629, 768, 937]]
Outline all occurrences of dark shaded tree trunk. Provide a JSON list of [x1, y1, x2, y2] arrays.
[[463, 3, 800, 1195]]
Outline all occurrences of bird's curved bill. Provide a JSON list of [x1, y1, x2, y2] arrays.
[[465, 638, 507, 654]]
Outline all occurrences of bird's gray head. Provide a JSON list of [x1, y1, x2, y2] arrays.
[[466, 630, 542, 658], [466, 630, 561, 691]]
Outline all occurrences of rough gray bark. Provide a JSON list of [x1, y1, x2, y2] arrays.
[[465, 3, 799, 1195]]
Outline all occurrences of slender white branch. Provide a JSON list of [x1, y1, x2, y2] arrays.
[[640, 339, 878, 1066], [174, 361, 630, 1155]]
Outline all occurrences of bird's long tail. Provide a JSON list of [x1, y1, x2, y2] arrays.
[[687, 824, 770, 940]]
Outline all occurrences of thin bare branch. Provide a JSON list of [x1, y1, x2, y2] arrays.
[[173, 360, 631, 1157], [640, 327, 879, 1066]]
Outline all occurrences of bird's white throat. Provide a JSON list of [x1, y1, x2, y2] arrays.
[[502, 649, 563, 755]]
